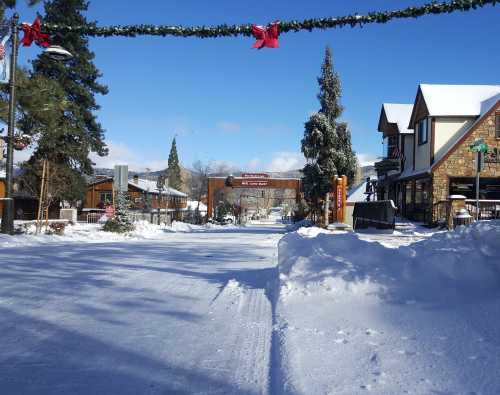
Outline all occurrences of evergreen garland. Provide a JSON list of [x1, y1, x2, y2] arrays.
[[40, 0, 496, 38]]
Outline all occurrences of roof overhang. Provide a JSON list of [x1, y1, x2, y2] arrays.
[[408, 86, 429, 129], [377, 106, 399, 137]]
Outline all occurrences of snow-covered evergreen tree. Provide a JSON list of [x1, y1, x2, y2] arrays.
[[167, 138, 183, 191], [103, 192, 134, 233], [317, 47, 343, 124], [301, 47, 357, 214], [301, 113, 338, 214]]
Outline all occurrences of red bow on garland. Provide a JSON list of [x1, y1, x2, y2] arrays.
[[21, 17, 50, 47], [251, 21, 279, 49]]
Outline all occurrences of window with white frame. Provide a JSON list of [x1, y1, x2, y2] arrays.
[[418, 118, 428, 145]]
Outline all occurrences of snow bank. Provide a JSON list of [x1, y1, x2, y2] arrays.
[[0, 220, 239, 247], [285, 219, 313, 232], [276, 221, 500, 394], [279, 221, 500, 302]]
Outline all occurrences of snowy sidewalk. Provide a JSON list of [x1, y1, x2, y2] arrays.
[[0, 224, 284, 395]]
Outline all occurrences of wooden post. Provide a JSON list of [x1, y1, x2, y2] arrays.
[[340, 175, 347, 223], [36, 160, 47, 234], [324, 192, 330, 227], [207, 179, 213, 219], [44, 161, 50, 231]]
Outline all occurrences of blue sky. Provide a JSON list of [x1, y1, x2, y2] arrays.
[[10, 0, 500, 172]]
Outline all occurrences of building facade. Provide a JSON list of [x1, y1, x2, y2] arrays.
[[375, 84, 500, 224], [84, 175, 188, 216]]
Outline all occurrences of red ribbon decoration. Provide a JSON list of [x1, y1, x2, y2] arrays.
[[21, 17, 51, 48], [251, 21, 279, 49]]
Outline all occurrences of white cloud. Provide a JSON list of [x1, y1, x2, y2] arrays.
[[90, 141, 136, 168], [265, 152, 305, 173], [90, 141, 168, 172], [356, 153, 378, 167], [217, 121, 241, 134]]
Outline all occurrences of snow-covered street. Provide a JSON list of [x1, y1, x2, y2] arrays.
[[0, 224, 284, 395], [1, 221, 500, 394]]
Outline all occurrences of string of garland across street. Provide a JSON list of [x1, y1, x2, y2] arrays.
[[38, 0, 496, 41]]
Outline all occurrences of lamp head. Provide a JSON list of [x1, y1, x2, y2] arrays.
[[43, 45, 73, 62]]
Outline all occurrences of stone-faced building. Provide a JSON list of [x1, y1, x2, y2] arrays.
[[375, 84, 500, 224]]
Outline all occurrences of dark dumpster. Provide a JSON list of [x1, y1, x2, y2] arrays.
[[353, 200, 397, 230]]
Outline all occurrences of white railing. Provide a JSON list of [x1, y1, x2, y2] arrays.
[[86, 213, 102, 224], [465, 199, 500, 220]]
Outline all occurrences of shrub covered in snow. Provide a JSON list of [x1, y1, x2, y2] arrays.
[[103, 192, 134, 233]]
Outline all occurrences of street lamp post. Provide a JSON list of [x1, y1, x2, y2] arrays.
[[1, 14, 72, 234], [1, 13, 19, 235]]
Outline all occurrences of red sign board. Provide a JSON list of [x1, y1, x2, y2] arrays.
[[105, 205, 115, 217], [241, 173, 269, 179]]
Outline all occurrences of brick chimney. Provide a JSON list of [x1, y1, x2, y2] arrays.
[[133, 174, 139, 184]]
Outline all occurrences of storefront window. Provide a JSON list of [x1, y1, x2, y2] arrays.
[[405, 182, 412, 205], [415, 180, 430, 205], [450, 177, 500, 200], [415, 182, 423, 204]]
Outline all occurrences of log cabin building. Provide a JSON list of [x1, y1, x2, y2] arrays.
[[84, 174, 188, 218], [375, 84, 500, 225]]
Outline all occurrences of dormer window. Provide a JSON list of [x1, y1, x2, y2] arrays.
[[418, 118, 428, 145], [496, 113, 500, 138]]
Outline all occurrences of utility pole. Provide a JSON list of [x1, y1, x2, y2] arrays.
[[1, 13, 19, 235]]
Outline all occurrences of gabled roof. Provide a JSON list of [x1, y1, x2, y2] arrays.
[[87, 176, 187, 197], [378, 103, 414, 135], [129, 178, 187, 197], [409, 84, 500, 127], [431, 98, 500, 171]]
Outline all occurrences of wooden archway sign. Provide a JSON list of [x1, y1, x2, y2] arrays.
[[207, 175, 301, 219]]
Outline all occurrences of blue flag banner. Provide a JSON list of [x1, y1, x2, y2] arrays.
[[0, 32, 11, 84]]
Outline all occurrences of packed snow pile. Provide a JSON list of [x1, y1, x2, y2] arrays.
[[279, 221, 500, 302], [0, 220, 238, 247], [276, 221, 500, 394]]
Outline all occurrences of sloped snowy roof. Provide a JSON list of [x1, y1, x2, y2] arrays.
[[129, 178, 187, 197], [88, 176, 187, 197], [383, 103, 414, 134], [419, 84, 500, 117], [0, 167, 23, 179]]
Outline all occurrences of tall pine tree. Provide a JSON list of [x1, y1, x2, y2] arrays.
[[317, 46, 357, 181], [20, 0, 108, 203], [167, 137, 182, 191], [301, 46, 357, 214]]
